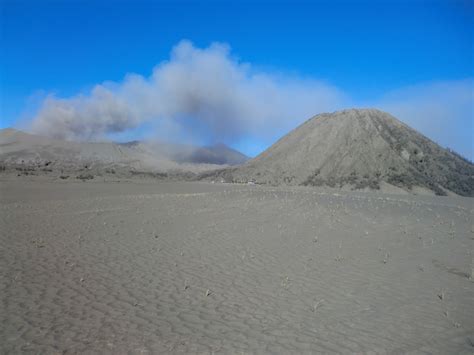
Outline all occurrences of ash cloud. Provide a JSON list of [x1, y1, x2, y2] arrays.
[[32, 86, 139, 140], [29, 40, 473, 159], [30, 40, 347, 141]]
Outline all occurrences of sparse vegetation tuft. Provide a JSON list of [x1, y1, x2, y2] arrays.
[[76, 174, 94, 181]]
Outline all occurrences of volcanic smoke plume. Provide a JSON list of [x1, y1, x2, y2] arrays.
[[31, 40, 345, 142]]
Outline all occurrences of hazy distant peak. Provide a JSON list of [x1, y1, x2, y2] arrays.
[[0, 128, 29, 137], [209, 142, 229, 149], [0, 128, 249, 171], [0, 128, 21, 134], [118, 140, 141, 147]]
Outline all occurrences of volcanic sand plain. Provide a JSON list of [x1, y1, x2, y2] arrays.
[[1, 179, 473, 354]]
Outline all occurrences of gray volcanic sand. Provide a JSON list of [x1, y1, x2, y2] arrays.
[[1, 180, 473, 354]]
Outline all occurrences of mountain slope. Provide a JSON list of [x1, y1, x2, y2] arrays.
[[204, 109, 474, 196]]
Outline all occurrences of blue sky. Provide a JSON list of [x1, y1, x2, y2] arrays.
[[1, 0, 473, 158]]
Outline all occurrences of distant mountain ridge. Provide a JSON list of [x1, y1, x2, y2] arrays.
[[0, 128, 248, 173], [125, 141, 248, 166], [201, 109, 474, 196]]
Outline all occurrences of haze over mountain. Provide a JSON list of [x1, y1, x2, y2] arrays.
[[0, 128, 248, 173], [203, 109, 474, 196], [122, 141, 248, 166], [2, 109, 473, 196]]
